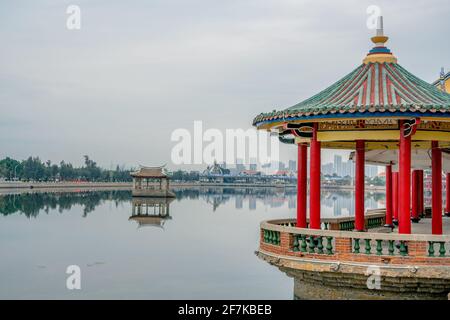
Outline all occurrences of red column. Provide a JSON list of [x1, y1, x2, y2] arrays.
[[355, 140, 365, 231], [398, 121, 411, 234], [393, 172, 399, 225], [431, 141, 442, 235], [445, 173, 450, 217], [417, 170, 424, 217], [309, 124, 321, 229], [296, 143, 307, 227], [411, 170, 420, 222], [384, 164, 393, 227]]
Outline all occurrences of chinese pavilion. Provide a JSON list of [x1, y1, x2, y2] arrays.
[[130, 166, 175, 198], [253, 17, 450, 235], [254, 17, 450, 299]]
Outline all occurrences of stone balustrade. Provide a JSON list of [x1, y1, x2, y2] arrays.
[[260, 218, 450, 266]]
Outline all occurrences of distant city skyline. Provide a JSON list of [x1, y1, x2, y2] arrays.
[[215, 155, 380, 177]]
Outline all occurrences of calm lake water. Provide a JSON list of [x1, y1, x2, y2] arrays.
[[0, 187, 384, 299]]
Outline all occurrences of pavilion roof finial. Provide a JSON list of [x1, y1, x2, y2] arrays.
[[376, 16, 384, 36], [363, 16, 397, 64], [371, 15, 389, 46]]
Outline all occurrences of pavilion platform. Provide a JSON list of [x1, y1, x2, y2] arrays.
[[257, 211, 450, 299], [393, 216, 450, 235]]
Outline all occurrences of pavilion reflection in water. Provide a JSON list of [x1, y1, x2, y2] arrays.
[[129, 197, 174, 229]]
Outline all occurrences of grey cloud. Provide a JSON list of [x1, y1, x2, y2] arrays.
[[0, 0, 449, 168]]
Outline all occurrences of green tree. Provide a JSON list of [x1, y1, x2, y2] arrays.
[[59, 161, 75, 180], [0, 157, 22, 180], [0, 156, 133, 182], [21, 157, 46, 181]]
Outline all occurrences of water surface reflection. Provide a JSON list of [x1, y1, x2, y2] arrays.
[[0, 188, 384, 219], [0, 187, 385, 299]]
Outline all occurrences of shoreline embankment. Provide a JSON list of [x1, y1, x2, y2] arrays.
[[0, 181, 386, 194]]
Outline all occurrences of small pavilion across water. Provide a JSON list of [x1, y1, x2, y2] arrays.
[[131, 166, 175, 198]]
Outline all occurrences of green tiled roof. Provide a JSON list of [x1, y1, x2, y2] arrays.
[[253, 62, 450, 127]]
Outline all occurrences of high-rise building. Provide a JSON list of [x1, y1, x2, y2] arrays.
[[334, 155, 342, 176], [236, 158, 246, 173], [342, 161, 354, 177], [249, 158, 257, 171], [288, 160, 297, 171], [322, 163, 334, 175], [365, 165, 379, 178], [270, 161, 286, 171]]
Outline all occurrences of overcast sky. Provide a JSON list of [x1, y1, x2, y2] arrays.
[[1, 0, 449, 170]]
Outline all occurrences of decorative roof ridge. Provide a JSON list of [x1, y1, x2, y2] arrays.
[[393, 64, 450, 101], [139, 164, 166, 169], [431, 68, 450, 90]]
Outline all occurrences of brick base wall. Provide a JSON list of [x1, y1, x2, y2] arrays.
[[260, 230, 450, 266]]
